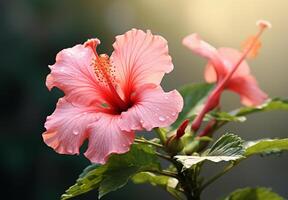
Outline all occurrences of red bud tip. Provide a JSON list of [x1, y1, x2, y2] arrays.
[[176, 119, 190, 138]]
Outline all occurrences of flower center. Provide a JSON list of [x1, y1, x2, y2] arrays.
[[85, 39, 130, 113]]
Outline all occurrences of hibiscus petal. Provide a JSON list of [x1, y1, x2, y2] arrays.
[[204, 63, 218, 83], [227, 76, 268, 106], [47, 41, 105, 105], [120, 84, 183, 131], [84, 114, 135, 164], [43, 98, 99, 155], [183, 33, 226, 79], [111, 29, 173, 95], [204, 48, 252, 83], [217, 48, 251, 77]]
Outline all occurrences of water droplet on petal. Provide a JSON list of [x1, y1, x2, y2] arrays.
[[159, 116, 165, 122], [60, 68, 65, 72], [171, 112, 176, 116], [140, 120, 144, 124], [164, 96, 169, 100], [156, 108, 160, 111], [73, 130, 79, 135], [166, 116, 170, 119]]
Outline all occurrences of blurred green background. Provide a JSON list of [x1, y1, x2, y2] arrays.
[[1, 0, 288, 199]]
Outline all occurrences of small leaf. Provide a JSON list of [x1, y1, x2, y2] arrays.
[[132, 172, 170, 187], [61, 144, 160, 199], [208, 112, 246, 123], [198, 136, 213, 142], [205, 99, 288, 125], [61, 164, 107, 200], [175, 133, 244, 169], [223, 187, 284, 200], [172, 83, 214, 129], [244, 139, 288, 157], [207, 133, 244, 156]]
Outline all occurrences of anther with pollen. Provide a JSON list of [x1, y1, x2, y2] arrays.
[[91, 54, 116, 87], [85, 38, 129, 112]]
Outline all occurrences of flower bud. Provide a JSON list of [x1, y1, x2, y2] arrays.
[[176, 119, 190, 138], [166, 135, 184, 155]]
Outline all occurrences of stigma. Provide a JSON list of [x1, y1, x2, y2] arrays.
[[256, 20, 272, 29]]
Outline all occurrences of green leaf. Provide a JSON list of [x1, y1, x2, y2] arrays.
[[175, 155, 242, 169], [132, 172, 184, 200], [78, 163, 100, 178], [209, 98, 288, 125], [207, 133, 244, 156], [235, 98, 288, 116], [98, 167, 138, 198], [172, 83, 214, 129], [61, 144, 160, 199], [223, 187, 284, 200], [175, 133, 244, 169], [132, 172, 169, 186], [208, 112, 246, 123], [98, 144, 160, 198], [61, 164, 107, 200], [244, 138, 288, 157]]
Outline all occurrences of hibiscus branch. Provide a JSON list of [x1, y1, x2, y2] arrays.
[[174, 162, 195, 200], [134, 138, 164, 148]]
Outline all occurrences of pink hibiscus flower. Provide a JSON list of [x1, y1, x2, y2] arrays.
[[43, 29, 183, 164], [182, 20, 270, 132]]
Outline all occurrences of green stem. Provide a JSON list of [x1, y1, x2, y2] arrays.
[[155, 152, 177, 163], [154, 127, 167, 144], [134, 138, 164, 148], [191, 165, 202, 199]]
